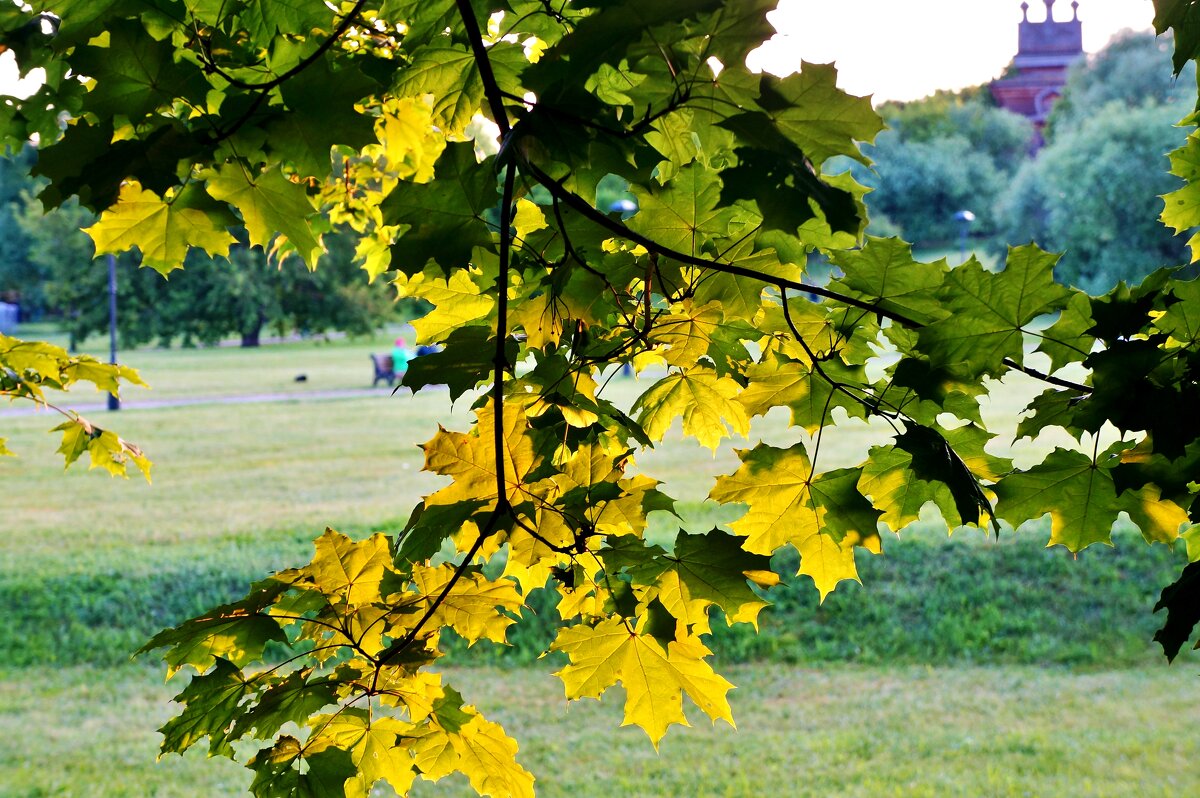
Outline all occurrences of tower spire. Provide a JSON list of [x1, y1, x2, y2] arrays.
[[1044, 0, 1055, 21], [1021, 2, 1029, 22]]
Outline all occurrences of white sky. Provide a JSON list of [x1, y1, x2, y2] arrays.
[[750, 0, 1158, 102], [0, 1, 1159, 104]]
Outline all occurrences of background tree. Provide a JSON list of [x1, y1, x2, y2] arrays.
[[996, 102, 1188, 291], [3, 151, 401, 347], [1047, 29, 1195, 135], [995, 29, 1194, 291], [848, 92, 1031, 244]]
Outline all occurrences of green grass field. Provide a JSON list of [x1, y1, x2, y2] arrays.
[[2, 333, 1197, 796]]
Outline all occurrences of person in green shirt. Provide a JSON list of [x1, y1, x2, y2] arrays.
[[392, 337, 410, 378]]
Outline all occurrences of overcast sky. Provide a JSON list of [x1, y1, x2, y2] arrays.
[[750, 0, 1158, 102], [0, 1, 1161, 104]]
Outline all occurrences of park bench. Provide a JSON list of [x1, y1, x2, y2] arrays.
[[370, 353, 395, 386]]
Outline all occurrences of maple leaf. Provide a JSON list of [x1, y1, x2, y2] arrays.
[[310, 710, 417, 798], [709, 442, 869, 598], [632, 367, 749, 450], [654, 529, 776, 633], [395, 265, 495, 344], [829, 236, 949, 325], [552, 618, 734, 746], [391, 45, 484, 135], [303, 530, 392, 608], [84, 181, 235, 275], [205, 164, 322, 267], [1161, 131, 1200, 261], [380, 142, 499, 274], [158, 658, 252, 757], [422, 401, 538, 511], [408, 563, 523, 645], [918, 245, 1073, 377], [993, 447, 1122, 552], [627, 164, 738, 256]]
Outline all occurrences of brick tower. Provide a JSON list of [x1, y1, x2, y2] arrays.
[[991, 0, 1085, 149]]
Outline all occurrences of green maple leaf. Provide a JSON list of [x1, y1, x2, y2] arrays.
[[752, 64, 884, 166], [231, 669, 338, 742], [885, 358, 984, 426], [656, 529, 776, 630], [894, 423, 999, 529], [159, 658, 252, 757], [1036, 292, 1096, 372], [678, 0, 776, 64], [266, 59, 381, 178], [695, 241, 799, 318], [917, 245, 1073, 377], [858, 446, 958, 531], [140, 578, 291, 675], [1016, 388, 1085, 442], [248, 741, 357, 798], [1154, 0, 1200, 72], [1157, 276, 1200, 343], [380, 143, 499, 274], [1161, 132, 1200, 260], [718, 145, 860, 235], [391, 45, 484, 134], [1153, 561, 1200, 661], [993, 447, 1122, 552], [71, 20, 208, 123], [402, 327, 514, 400], [627, 164, 739, 256], [829, 236, 949, 325], [236, 0, 332, 45], [523, 0, 723, 97], [205, 163, 322, 267]]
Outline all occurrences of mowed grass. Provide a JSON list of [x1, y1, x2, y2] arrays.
[[0, 664, 1195, 798], [1, 337, 1195, 796]]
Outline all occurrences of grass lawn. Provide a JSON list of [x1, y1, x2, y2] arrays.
[[0, 663, 1195, 797], [1, 336, 1194, 796]]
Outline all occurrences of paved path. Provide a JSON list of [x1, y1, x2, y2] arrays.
[[0, 387, 404, 418]]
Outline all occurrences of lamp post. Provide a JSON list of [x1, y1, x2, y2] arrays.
[[107, 253, 119, 412], [953, 209, 975, 265]]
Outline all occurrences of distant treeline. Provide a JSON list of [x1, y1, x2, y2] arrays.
[[845, 30, 1197, 293], [0, 149, 404, 347]]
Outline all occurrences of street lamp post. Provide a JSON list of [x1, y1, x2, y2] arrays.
[[953, 209, 976, 265], [107, 253, 119, 412]]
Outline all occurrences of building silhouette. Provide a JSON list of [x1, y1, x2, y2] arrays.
[[991, 0, 1085, 149]]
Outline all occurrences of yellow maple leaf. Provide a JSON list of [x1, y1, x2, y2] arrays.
[[452, 716, 535, 798], [513, 198, 547, 240], [376, 668, 445, 722], [709, 443, 860, 599], [84, 181, 235, 275], [502, 523, 571, 595], [422, 401, 538, 511], [309, 711, 416, 798], [304, 530, 392, 607], [633, 368, 749, 450], [654, 300, 723, 368], [396, 266, 495, 343], [410, 563, 523, 644], [552, 618, 734, 746], [370, 97, 445, 185], [410, 710, 535, 797]]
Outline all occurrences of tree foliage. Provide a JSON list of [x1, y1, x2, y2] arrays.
[[996, 102, 1189, 292], [1, 1, 1199, 796]]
